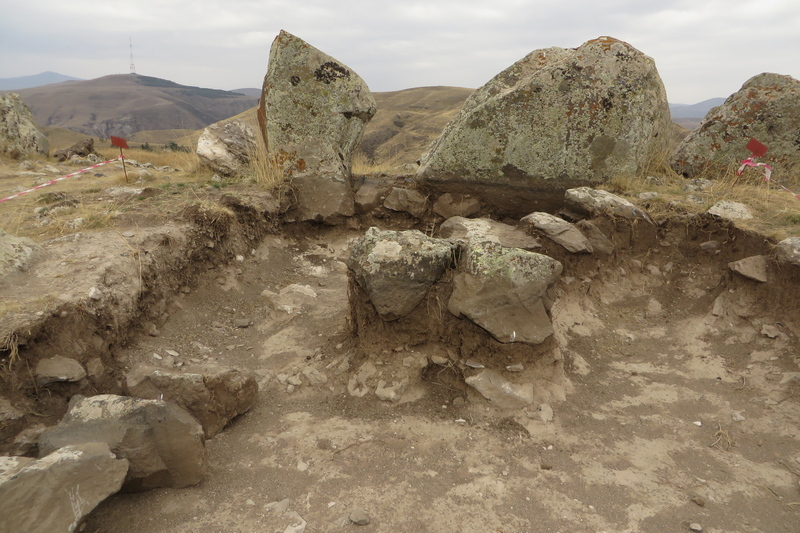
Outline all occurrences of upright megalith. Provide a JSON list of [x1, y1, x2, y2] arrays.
[[0, 93, 49, 157], [417, 36, 671, 216], [671, 73, 800, 177], [258, 30, 377, 224]]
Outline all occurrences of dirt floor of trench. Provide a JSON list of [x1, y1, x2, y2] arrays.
[[58, 214, 800, 533]]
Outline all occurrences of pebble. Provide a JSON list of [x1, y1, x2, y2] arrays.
[[691, 496, 706, 507], [233, 318, 252, 328], [88, 287, 103, 300], [731, 411, 746, 422], [122, 231, 135, 238], [165, 349, 179, 357], [464, 359, 484, 369], [431, 355, 449, 366], [349, 508, 370, 526], [537, 403, 554, 423], [506, 364, 524, 372], [245, 499, 255, 506], [153, 353, 162, 360], [693, 421, 703, 427], [689, 523, 703, 532]]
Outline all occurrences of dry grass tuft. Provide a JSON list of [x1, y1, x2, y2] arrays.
[[351, 151, 407, 176], [243, 137, 285, 188]]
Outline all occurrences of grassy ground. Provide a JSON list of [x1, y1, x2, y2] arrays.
[[3, 128, 800, 243]]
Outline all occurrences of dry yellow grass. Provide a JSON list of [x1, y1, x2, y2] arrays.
[[241, 133, 285, 188], [351, 151, 408, 176]]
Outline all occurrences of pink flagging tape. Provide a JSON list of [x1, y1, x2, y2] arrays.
[[737, 156, 773, 181], [0, 156, 122, 204], [737, 156, 800, 200]]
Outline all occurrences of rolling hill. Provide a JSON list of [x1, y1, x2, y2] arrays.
[[0, 71, 82, 90], [14, 74, 258, 139]]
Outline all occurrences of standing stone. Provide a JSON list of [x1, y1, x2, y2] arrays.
[[39, 394, 207, 492], [196, 120, 257, 177], [417, 36, 671, 216], [347, 228, 456, 320], [53, 138, 97, 162], [0, 93, 49, 157], [448, 241, 562, 344], [672, 73, 800, 177], [0, 443, 128, 533], [258, 30, 376, 224]]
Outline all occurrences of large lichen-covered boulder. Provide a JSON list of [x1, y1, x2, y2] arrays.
[[347, 227, 456, 320], [671, 73, 800, 177], [258, 30, 376, 223], [417, 36, 671, 216], [0, 443, 128, 533], [0, 92, 49, 156], [196, 120, 257, 177], [448, 241, 563, 344], [39, 394, 207, 492]]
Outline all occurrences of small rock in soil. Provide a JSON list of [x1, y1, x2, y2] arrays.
[[537, 403, 554, 423], [506, 364, 524, 372], [349, 508, 370, 525], [731, 411, 746, 422], [691, 496, 706, 507], [35, 355, 86, 386], [233, 318, 252, 328], [760, 325, 781, 338], [689, 523, 703, 532]]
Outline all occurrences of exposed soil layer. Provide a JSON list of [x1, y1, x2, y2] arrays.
[[2, 190, 800, 533]]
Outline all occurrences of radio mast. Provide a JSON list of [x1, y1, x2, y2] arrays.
[[129, 38, 136, 74]]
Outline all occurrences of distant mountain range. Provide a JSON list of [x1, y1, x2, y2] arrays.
[[669, 98, 727, 118], [2, 71, 725, 150], [10, 74, 258, 139], [0, 71, 83, 90]]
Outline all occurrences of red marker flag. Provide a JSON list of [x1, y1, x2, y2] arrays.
[[746, 137, 768, 158], [111, 136, 129, 149]]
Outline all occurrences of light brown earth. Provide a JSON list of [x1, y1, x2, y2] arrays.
[[1, 153, 800, 533]]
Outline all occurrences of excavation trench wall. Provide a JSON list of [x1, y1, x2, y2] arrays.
[[2, 191, 799, 452], [0, 193, 281, 450]]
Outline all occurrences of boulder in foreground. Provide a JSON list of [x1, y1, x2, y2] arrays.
[[0, 443, 128, 533], [39, 394, 207, 492]]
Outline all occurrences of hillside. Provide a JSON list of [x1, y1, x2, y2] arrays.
[[361, 86, 474, 168], [0, 71, 82, 90], [15, 74, 258, 139]]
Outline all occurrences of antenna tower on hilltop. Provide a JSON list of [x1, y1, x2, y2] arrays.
[[129, 38, 136, 75]]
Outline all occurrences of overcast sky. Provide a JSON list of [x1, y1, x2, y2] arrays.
[[2, 0, 798, 104]]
